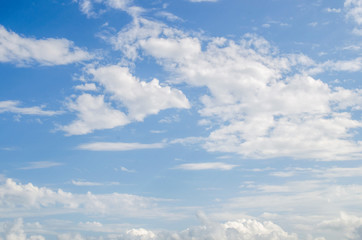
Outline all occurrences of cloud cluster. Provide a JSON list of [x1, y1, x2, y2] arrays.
[[0, 217, 298, 240], [106, 15, 362, 160], [61, 65, 190, 135], [0, 25, 92, 66]]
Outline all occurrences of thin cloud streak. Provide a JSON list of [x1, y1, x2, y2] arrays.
[[77, 142, 166, 151], [174, 162, 238, 171]]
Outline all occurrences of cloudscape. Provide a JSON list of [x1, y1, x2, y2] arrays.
[[1, 0, 362, 239]]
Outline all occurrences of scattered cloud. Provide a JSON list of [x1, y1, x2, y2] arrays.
[[19, 161, 63, 170], [77, 141, 165, 151], [0, 25, 92, 66], [0, 100, 61, 116], [326, 8, 341, 13], [174, 162, 238, 171]]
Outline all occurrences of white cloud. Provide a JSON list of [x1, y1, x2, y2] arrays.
[[155, 11, 182, 22], [77, 142, 165, 151], [71, 180, 103, 186], [63, 64, 190, 135], [345, 0, 362, 25], [1, 217, 298, 240], [19, 161, 63, 170], [60, 94, 130, 135], [0, 178, 174, 219], [0, 101, 61, 116], [174, 162, 238, 171], [0, 25, 92, 66], [319, 212, 362, 240], [87, 65, 190, 121], [74, 83, 98, 91], [326, 8, 341, 13], [117, 18, 361, 160], [76, 0, 138, 18], [2, 218, 46, 240], [120, 166, 135, 173]]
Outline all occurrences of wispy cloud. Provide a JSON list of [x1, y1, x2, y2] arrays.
[[71, 180, 120, 186], [120, 166, 136, 173], [77, 142, 165, 151], [174, 162, 238, 171], [0, 101, 61, 116], [19, 161, 63, 170]]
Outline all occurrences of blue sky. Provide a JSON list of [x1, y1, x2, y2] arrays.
[[1, 0, 362, 239]]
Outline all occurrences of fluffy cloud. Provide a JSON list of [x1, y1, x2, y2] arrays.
[[0, 178, 173, 219], [61, 94, 129, 135], [0, 217, 298, 240], [1, 219, 45, 240], [0, 25, 92, 66], [0, 101, 61, 116], [62, 65, 190, 135], [345, 0, 362, 25], [111, 17, 362, 160], [87, 65, 190, 121]]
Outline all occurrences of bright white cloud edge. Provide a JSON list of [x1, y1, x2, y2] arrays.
[[0, 25, 92, 66]]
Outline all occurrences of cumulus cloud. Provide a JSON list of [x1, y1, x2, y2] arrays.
[[87, 65, 190, 121], [2, 218, 45, 240], [0, 101, 61, 116], [60, 94, 130, 135], [110, 17, 362, 160], [0, 25, 92, 66], [174, 162, 238, 171], [1, 217, 298, 240], [61, 64, 190, 135]]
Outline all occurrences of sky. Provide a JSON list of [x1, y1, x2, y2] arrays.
[[1, 0, 362, 239]]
